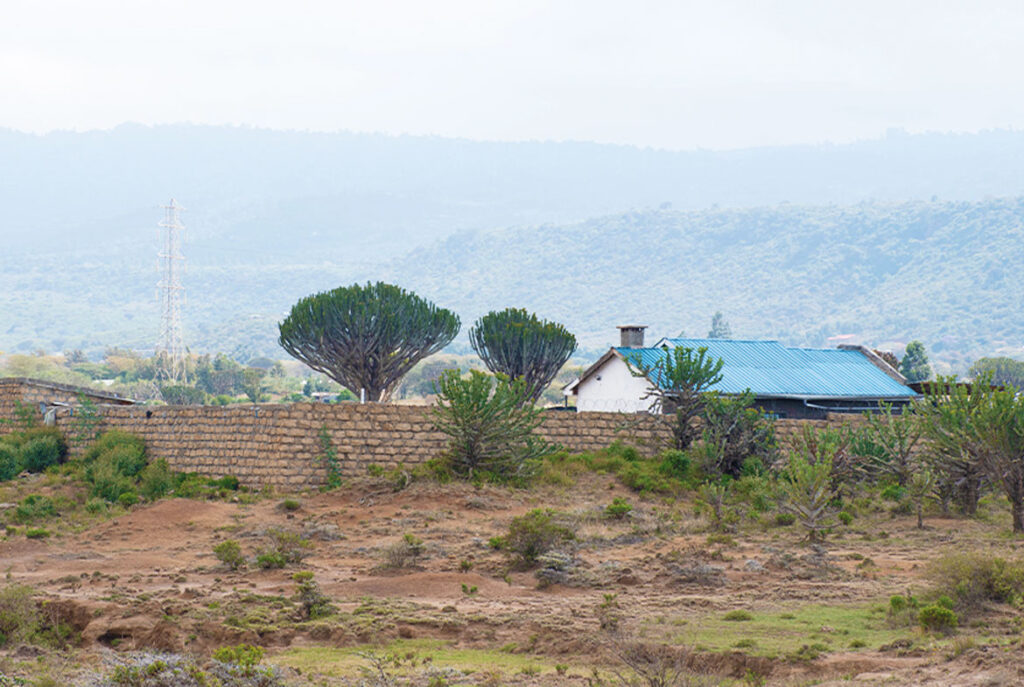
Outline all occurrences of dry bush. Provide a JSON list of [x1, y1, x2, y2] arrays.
[[603, 636, 714, 687], [381, 533, 425, 569], [927, 552, 1024, 613]]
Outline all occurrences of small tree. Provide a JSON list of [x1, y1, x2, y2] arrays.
[[278, 282, 460, 402], [907, 469, 935, 530], [918, 377, 988, 515], [900, 341, 932, 383], [699, 391, 776, 478], [974, 387, 1024, 533], [432, 370, 554, 479], [469, 308, 577, 404], [779, 453, 836, 544], [627, 346, 724, 450], [968, 356, 1024, 388], [241, 367, 267, 403], [707, 312, 732, 339], [160, 385, 206, 405], [855, 403, 923, 486], [789, 423, 857, 492]]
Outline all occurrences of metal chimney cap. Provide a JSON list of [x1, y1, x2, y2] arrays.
[[616, 325, 648, 330]]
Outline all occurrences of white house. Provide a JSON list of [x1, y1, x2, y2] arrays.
[[564, 326, 918, 419], [562, 326, 658, 413]]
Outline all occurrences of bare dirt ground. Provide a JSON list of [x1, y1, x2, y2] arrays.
[[1, 470, 1023, 685]]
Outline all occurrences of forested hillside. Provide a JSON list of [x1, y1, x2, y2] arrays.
[[3, 125, 1024, 370], [389, 198, 1024, 373], [3, 195, 1021, 373]]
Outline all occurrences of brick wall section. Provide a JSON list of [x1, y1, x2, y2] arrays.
[[1, 377, 868, 490], [65, 404, 672, 489], [0, 378, 131, 437]]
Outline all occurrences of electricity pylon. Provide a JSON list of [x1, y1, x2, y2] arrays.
[[156, 199, 187, 383]]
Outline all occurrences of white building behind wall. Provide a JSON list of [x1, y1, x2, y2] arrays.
[[563, 326, 657, 413], [565, 325, 921, 418]]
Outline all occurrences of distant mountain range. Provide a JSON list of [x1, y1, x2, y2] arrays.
[[1, 125, 1023, 371]]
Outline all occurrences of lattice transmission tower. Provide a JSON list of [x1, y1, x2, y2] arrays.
[[156, 199, 187, 383]]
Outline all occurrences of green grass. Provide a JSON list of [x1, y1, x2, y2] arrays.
[[665, 603, 917, 657], [274, 639, 568, 677]]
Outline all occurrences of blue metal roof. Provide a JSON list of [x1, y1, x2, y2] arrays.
[[616, 338, 917, 399]]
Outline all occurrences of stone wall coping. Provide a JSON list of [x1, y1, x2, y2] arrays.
[[0, 377, 135, 405]]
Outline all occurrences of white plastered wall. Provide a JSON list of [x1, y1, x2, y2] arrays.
[[575, 355, 658, 413]]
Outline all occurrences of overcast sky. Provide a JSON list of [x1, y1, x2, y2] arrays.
[[3, 0, 1023, 150]]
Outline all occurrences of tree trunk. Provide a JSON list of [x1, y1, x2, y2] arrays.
[[961, 477, 980, 516], [916, 503, 924, 530], [1010, 476, 1024, 534]]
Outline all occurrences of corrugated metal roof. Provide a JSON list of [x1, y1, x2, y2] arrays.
[[616, 338, 917, 399]]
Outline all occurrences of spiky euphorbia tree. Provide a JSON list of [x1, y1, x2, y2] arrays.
[[469, 308, 577, 403], [278, 282, 460, 402]]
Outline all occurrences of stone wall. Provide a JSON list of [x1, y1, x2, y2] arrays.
[[1, 377, 868, 491], [58, 403, 670, 489], [0, 378, 132, 436]]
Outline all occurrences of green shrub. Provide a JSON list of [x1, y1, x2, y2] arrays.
[[87, 458, 136, 503], [0, 443, 21, 481], [24, 528, 50, 539], [0, 583, 72, 649], [255, 528, 311, 568], [732, 475, 774, 512], [212, 643, 264, 667], [13, 494, 57, 524], [82, 431, 145, 465], [212, 475, 240, 491], [256, 551, 288, 569], [889, 595, 908, 613], [607, 441, 640, 463], [432, 370, 555, 480], [774, 512, 796, 527], [889, 498, 914, 516], [657, 449, 691, 479], [20, 435, 64, 473], [723, 609, 753, 621], [936, 595, 955, 610], [84, 498, 107, 515], [837, 510, 854, 526], [139, 459, 175, 500], [172, 473, 208, 498], [82, 431, 149, 503], [214, 540, 245, 570], [105, 445, 147, 478], [880, 484, 907, 501], [928, 553, 1024, 611], [494, 509, 575, 567], [281, 498, 301, 511], [383, 533, 426, 569], [293, 571, 335, 619], [117, 491, 138, 508], [604, 498, 633, 520], [0, 428, 67, 478], [0, 583, 39, 647], [699, 390, 777, 478], [918, 605, 958, 633], [618, 461, 675, 493]]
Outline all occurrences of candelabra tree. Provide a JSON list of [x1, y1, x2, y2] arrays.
[[278, 282, 460, 402]]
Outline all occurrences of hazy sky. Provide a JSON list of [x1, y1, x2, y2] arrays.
[[3, 1, 1024, 149]]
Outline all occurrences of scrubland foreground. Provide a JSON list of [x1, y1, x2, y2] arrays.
[[0, 452, 1023, 686]]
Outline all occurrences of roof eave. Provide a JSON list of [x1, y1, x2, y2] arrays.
[[748, 393, 921, 401], [562, 348, 626, 395]]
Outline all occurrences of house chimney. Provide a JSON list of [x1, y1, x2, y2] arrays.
[[617, 325, 647, 348]]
